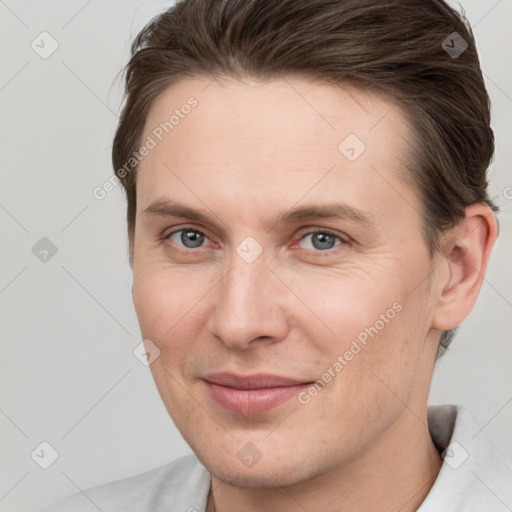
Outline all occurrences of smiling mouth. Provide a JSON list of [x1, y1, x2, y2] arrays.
[[202, 373, 313, 415]]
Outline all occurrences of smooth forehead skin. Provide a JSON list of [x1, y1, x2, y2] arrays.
[[131, 76, 443, 508]]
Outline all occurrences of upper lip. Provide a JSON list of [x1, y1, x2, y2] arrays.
[[203, 373, 311, 390]]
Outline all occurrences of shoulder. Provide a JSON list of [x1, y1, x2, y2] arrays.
[[38, 453, 211, 512]]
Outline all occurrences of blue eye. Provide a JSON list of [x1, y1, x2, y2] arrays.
[[165, 227, 346, 254], [298, 230, 344, 251], [168, 228, 208, 249]]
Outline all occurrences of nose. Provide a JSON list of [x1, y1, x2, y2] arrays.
[[206, 246, 290, 350]]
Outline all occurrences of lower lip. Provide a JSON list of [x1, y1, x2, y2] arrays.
[[204, 381, 310, 415]]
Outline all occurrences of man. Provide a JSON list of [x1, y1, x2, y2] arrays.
[[41, 0, 512, 510]]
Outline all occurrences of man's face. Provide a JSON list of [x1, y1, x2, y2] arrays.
[[132, 76, 441, 487]]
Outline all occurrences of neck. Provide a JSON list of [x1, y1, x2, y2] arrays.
[[207, 406, 443, 512]]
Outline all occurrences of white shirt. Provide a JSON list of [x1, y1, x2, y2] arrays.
[[39, 404, 512, 511]]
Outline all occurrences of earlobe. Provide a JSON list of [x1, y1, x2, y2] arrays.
[[432, 204, 498, 332]]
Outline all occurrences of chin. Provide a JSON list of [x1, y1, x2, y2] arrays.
[[199, 451, 323, 489]]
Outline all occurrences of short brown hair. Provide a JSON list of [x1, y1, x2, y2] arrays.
[[112, 0, 498, 354]]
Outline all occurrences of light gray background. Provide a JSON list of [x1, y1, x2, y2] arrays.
[[0, 1, 511, 511]]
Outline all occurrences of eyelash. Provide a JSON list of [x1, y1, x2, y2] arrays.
[[163, 226, 348, 254]]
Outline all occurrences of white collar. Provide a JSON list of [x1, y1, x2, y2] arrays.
[[418, 404, 512, 511]]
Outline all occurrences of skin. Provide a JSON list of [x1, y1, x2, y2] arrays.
[[131, 75, 497, 512]]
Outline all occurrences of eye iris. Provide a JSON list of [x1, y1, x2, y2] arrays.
[[312, 232, 336, 250], [181, 230, 204, 248]]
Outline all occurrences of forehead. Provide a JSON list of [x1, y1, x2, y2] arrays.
[[136, 75, 417, 220], [143, 75, 409, 157]]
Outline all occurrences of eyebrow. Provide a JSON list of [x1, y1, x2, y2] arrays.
[[142, 198, 375, 230]]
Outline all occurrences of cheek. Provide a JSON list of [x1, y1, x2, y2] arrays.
[[285, 265, 403, 350], [300, 268, 427, 396], [132, 264, 207, 350], [132, 267, 205, 411]]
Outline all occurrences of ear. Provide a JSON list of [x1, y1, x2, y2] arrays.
[[432, 203, 498, 332]]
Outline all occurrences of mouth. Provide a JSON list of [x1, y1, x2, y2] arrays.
[[202, 373, 313, 415]]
